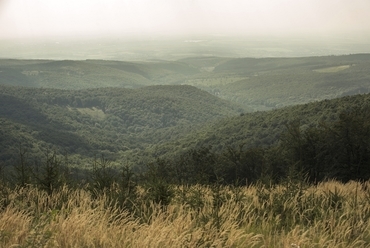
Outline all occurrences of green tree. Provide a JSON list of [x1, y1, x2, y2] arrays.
[[34, 150, 64, 194], [90, 154, 117, 191], [12, 144, 33, 187]]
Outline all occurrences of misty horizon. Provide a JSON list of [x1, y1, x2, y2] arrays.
[[1, 0, 370, 60], [2, 0, 370, 38], [1, 34, 370, 61]]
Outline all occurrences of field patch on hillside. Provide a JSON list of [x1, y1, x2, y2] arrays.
[[73, 107, 106, 120], [313, 65, 351, 73]]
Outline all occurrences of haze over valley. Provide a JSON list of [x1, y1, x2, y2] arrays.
[[1, 1, 370, 246]]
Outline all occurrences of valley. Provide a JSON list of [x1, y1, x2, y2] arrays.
[[1, 54, 370, 180]]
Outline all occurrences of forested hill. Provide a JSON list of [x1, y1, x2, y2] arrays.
[[1, 84, 370, 181], [181, 54, 370, 110], [0, 59, 199, 89], [2, 55, 370, 111], [140, 92, 370, 183], [148, 92, 370, 160], [213, 54, 370, 74], [0, 84, 244, 165]]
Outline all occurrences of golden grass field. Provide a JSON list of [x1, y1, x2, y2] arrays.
[[0, 180, 369, 247]]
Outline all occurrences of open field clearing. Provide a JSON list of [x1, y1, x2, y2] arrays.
[[73, 107, 106, 120], [313, 65, 351, 73]]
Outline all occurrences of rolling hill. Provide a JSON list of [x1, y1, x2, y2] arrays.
[[142, 92, 370, 162], [1, 54, 370, 172], [0, 84, 243, 166], [181, 54, 370, 110], [2, 54, 370, 111], [0, 59, 199, 89]]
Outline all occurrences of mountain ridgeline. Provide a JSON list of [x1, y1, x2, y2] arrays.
[[1, 54, 370, 111], [0, 59, 199, 89], [181, 54, 370, 110]]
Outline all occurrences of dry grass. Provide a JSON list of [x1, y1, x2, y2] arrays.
[[0, 180, 369, 247]]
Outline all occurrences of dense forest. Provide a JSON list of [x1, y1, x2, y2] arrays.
[[0, 84, 243, 166], [1, 84, 370, 185], [1, 55, 370, 184]]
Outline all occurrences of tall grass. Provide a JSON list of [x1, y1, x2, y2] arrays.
[[0, 180, 369, 247]]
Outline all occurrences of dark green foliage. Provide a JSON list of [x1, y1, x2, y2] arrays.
[[140, 104, 370, 185], [119, 163, 136, 198], [141, 158, 174, 205], [175, 147, 219, 184], [145, 180, 173, 206], [222, 145, 266, 185], [328, 109, 370, 181], [33, 151, 66, 195], [11, 144, 33, 187], [279, 107, 370, 182], [90, 155, 118, 191], [143, 158, 175, 184], [0, 84, 242, 166]]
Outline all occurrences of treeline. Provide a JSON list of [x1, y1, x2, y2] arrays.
[[0, 149, 133, 198], [150, 106, 370, 185]]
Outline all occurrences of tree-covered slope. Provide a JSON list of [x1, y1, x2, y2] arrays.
[[0, 59, 200, 89], [148, 93, 370, 159], [2, 55, 370, 111], [1, 84, 369, 181], [0, 84, 243, 165]]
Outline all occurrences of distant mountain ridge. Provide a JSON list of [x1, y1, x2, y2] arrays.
[[0, 59, 199, 89], [184, 54, 370, 110]]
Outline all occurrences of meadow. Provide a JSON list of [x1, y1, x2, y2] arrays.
[[1, 179, 369, 247]]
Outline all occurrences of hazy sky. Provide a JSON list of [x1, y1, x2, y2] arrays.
[[1, 0, 370, 39]]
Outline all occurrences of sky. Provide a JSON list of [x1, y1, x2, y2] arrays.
[[1, 0, 370, 40]]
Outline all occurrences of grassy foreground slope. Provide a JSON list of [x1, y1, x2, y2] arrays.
[[1, 180, 369, 247]]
